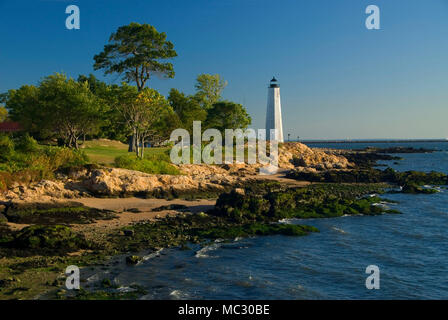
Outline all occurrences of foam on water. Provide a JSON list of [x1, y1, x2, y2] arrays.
[[195, 243, 222, 258]]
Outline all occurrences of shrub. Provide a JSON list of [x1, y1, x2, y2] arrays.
[[0, 134, 14, 162], [114, 154, 180, 175], [0, 139, 88, 191], [14, 134, 39, 153]]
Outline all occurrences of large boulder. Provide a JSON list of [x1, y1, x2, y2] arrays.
[[279, 143, 352, 170]]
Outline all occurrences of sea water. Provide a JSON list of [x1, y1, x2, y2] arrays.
[[88, 141, 448, 299]]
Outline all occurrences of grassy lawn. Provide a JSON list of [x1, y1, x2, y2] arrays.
[[81, 139, 171, 165], [81, 140, 129, 165]]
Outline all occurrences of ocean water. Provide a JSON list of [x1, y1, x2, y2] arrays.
[[88, 142, 448, 299]]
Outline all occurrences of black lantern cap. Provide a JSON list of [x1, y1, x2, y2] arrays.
[[269, 76, 279, 88]]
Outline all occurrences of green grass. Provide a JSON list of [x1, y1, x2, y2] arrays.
[[114, 153, 180, 175], [82, 140, 129, 165], [82, 139, 170, 165], [83, 146, 130, 165]]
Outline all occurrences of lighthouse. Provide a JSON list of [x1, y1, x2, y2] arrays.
[[265, 77, 284, 142]]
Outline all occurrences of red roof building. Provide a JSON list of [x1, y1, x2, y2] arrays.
[[0, 122, 22, 133]]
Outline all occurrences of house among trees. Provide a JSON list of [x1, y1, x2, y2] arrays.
[[0, 121, 22, 133]]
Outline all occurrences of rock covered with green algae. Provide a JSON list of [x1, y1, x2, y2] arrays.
[[401, 183, 439, 194], [125, 255, 142, 265], [212, 182, 398, 221], [13, 225, 90, 253], [3, 202, 117, 225], [195, 223, 318, 239], [287, 167, 448, 187]]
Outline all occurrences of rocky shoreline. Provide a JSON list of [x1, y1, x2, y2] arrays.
[[0, 143, 445, 299]]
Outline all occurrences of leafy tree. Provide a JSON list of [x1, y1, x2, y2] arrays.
[[150, 105, 182, 147], [168, 88, 206, 135], [205, 101, 251, 134], [93, 23, 177, 151], [5, 73, 103, 148], [0, 106, 8, 122], [93, 22, 177, 91], [195, 74, 227, 109], [77, 74, 128, 142], [115, 85, 175, 158], [38, 73, 103, 149], [4, 85, 41, 137]]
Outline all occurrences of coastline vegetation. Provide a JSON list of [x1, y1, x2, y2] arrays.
[[0, 134, 87, 191]]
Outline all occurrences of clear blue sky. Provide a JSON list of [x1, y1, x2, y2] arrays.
[[1, 0, 448, 139]]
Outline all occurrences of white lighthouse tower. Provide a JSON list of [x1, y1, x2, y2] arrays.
[[265, 77, 284, 142]]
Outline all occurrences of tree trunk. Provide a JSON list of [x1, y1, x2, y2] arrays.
[[128, 134, 135, 152], [135, 131, 140, 158], [140, 137, 145, 159]]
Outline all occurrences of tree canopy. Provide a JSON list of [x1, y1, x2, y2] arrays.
[[0, 106, 8, 123], [205, 101, 252, 135], [115, 85, 179, 157], [4, 85, 41, 136], [93, 23, 177, 91], [168, 88, 206, 135], [77, 74, 128, 142], [4, 73, 103, 148], [194, 73, 227, 109]]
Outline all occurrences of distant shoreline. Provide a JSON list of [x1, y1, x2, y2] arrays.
[[299, 139, 448, 144]]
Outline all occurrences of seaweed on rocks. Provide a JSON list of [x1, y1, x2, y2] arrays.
[[1, 202, 117, 225], [11, 225, 90, 254], [355, 146, 438, 154], [211, 182, 397, 222], [286, 167, 448, 189]]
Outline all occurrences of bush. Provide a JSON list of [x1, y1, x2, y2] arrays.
[[114, 154, 180, 175], [0, 134, 14, 162], [0, 137, 88, 190], [14, 134, 39, 153]]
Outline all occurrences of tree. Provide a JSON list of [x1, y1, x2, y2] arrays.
[[38, 73, 103, 149], [5, 73, 103, 148], [168, 88, 206, 135], [77, 74, 128, 142], [205, 101, 251, 135], [0, 106, 8, 123], [116, 85, 174, 158], [93, 23, 177, 91], [4, 85, 41, 136], [195, 74, 227, 109], [93, 22, 177, 151]]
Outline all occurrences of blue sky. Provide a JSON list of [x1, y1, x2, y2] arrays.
[[1, 0, 448, 139]]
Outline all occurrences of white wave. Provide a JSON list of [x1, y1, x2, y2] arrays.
[[142, 248, 163, 261], [331, 227, 347, 234], [278, 218, 296, 224], [195, 243, 221, 258], [116, 286, 136, 293], [169, 289, 189, 299], [372, 202, 390, 209]]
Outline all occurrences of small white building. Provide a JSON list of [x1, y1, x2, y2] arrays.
[[265, 77, 284, 142]]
